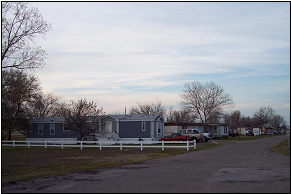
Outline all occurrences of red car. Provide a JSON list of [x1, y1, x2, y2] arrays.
[[158, 133, 190, 141]]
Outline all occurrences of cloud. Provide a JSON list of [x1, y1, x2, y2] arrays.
[[31, 2, 290, 125]]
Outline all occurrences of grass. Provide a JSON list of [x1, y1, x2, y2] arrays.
[[227, 134, 290, 157], [2, 134, 289, 184], [271, 139, 290, 157], [1, 143, 220, 183], [226, 133, 284, 141]]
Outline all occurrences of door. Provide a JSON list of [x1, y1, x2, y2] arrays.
[[106, 122, 112, 133]]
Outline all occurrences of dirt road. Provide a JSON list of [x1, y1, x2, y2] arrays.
[[2, 135, 290, 193]]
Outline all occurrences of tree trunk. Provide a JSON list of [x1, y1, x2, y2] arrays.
[[8, 128, 12, 141]]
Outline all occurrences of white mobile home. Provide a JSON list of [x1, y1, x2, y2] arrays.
[[253, 128, 260, 136], [164, 123, 229, 139]]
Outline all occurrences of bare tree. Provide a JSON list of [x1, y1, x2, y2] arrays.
[[51, 102, 68, 117], [240, 115, 256, 128], [166, 106, 198, 123], [180, 80, 234, 129], [224, 110, 242, 131], [24, 91, 62, 118], [270, 114, 286, 132], [208, 107, 225, 123], [129, 99, 166, 118], [252, 106, 276, 129], [61, 99, 106, 139], [2, 2, 52, 70], [1, 69, 41, 139]]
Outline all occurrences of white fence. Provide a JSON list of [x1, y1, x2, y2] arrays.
[[2, 140, 196, 151]]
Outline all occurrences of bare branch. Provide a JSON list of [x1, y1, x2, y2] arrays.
[[2, 2, 52, 71], [180, 80, 234, 125]]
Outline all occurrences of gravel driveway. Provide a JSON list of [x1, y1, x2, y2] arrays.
[[2, 135, 290, 193]]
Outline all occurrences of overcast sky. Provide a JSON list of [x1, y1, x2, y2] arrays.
[[30, 2, 290, 125]]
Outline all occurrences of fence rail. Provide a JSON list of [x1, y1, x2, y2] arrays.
[[2, 140, 196, 151]]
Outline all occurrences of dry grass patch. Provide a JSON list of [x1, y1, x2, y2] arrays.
[[271, 139, 290, 157], [1, 144, 219, 183]]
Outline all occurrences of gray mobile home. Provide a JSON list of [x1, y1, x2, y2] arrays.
[[26, 114, 165, 142], [102, 114, 165, 141], [26, 117, 79, 141]]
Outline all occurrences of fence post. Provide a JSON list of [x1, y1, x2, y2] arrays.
[[100, 140, 102, 150], [62, 140, 64, 149], [28, 140, 30, 148], [187, 140, 189, 151], [80, 141, 83, 150], [162, 140, 164, 151], [194, 140, 196, 149], [45, 140, 47, 148], [141, 140, 143, 150], [120, 141, 122, 150], [13, 140, 15, 148]]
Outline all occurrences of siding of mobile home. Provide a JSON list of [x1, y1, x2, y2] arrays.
[[119, 121, 151, 138], [26, 117, 79, 140], [253, 128, 260, 136], [102, 116, 118, 133], [107, 114, 164, 140], [27, 114, 165, 141]]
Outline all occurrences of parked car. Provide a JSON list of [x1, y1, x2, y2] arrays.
[[229, 132, 239, 137], [177, 129, 203, 142], [158, 133, 190, 141], [245, 130, 254, 136]]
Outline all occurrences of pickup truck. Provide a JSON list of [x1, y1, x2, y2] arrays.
[[197, 129, 211, 142], [177, 129, 204, 142]]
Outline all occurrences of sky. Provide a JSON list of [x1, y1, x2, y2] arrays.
[[30, 2, 290, 126]]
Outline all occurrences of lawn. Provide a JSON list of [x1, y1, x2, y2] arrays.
[[1, 143, 220, 183], [226, 133, 285, 141], [271, 139, 290, 157], [2, 134, 289, 184]]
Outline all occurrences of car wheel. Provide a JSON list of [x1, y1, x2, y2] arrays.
[[202, 136, 206, 142], [191, 137, 197, 142], [203, 136, 208, 142], [178, 139, 183, 141]]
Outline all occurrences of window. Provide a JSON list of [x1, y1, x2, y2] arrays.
[[158, 123, 161, 134], [142, 122, 146, 131], [64, 123, 70, 131], [38, 124, 43, 135], [224, 126, 228, 134], [29, 124, 32, 132], [50, 124, 55, 135]]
